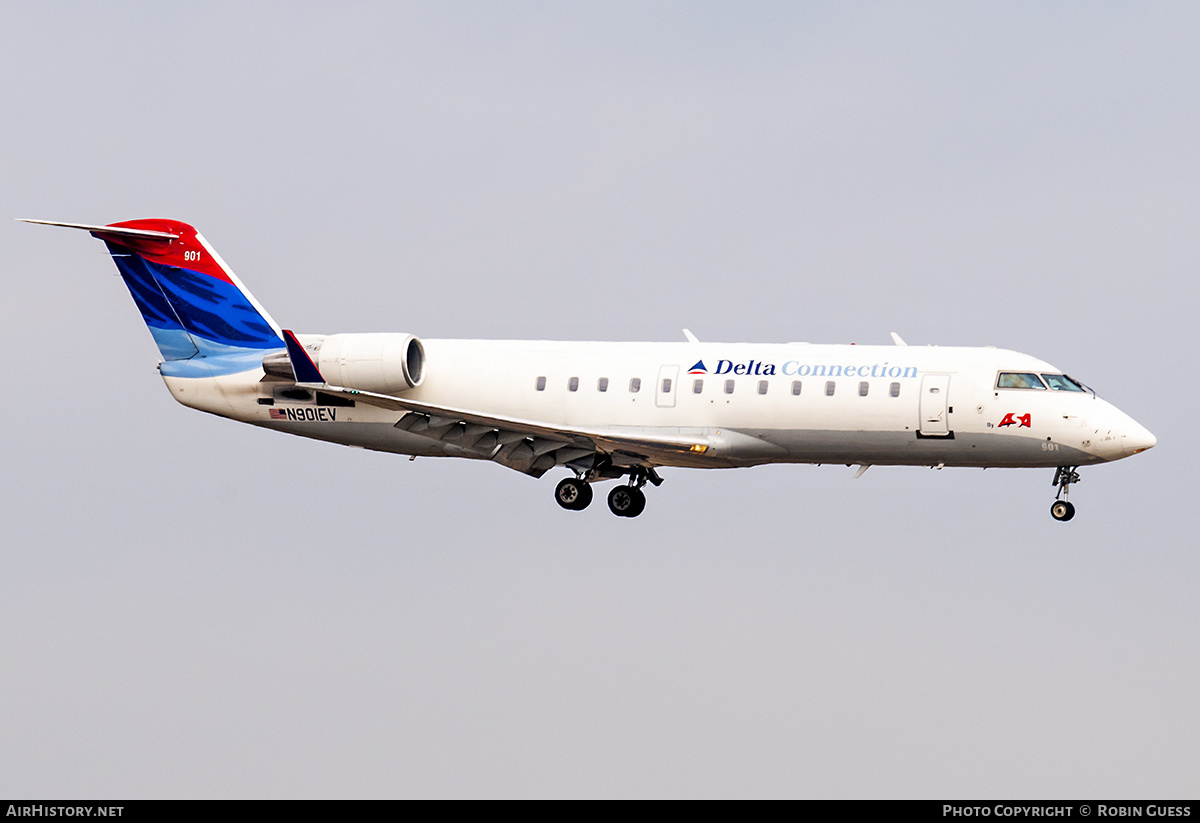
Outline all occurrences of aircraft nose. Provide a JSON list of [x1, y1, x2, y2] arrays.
[[1122, 419, 1156, 457], [1088, 403, 1156, 461]]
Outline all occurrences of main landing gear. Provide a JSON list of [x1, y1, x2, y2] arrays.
[[553, 466, 662, 518], [554, 477, 593, 511], [1050, 465, 1081, 522], [607, 485, 646, 518]]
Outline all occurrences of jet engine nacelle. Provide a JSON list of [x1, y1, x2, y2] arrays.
[[263, 332, 426, 392], [316, 333, 426, 393]]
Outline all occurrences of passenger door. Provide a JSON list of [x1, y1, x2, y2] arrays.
[[919, 373, 951, 436]]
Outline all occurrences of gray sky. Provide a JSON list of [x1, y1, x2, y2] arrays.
[[2, 1, 1196, 798]]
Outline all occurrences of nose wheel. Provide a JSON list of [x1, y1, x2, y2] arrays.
[[1050, 466, 1081, 521], [1050, 500, 1076, 521]]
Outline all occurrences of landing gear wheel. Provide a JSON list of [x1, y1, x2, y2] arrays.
[[1050, 466, 1081, 522], [626, 487, 646, 517], [1050, 500, 1076, 522], [607, 485, 646, 518], [555, 478, 592, 511]]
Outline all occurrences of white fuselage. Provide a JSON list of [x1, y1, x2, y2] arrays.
[[25, 216, 1155, 518], [161, 339, 1156, 472]]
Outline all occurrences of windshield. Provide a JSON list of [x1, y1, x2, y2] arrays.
[[1042, 373, 1086, 392], [996, 372, 1046, 390]]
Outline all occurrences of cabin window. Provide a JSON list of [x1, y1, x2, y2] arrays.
[[661, 378, 673, 394], [997, 372, 1046, 390], [825, 381, 836, 396], [791, 381, 802, 396], [858, 381, 869, 397], [693, 379, 703, 394], [629, 377, 641, 393], [568, 376, 579, 392], [757, 380, 768, 395], [536, 376, 546, 391], [597, 377, 609, 392], [890, 382, 901, 397], [1043, 374, 1085, 392], [724, 379, 735, 395]]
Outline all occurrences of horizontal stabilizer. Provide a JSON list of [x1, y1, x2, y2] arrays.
[[18, 218, 179, 243]]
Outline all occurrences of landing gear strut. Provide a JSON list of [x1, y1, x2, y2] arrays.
[[1050, 466, 1080, 522], [553, 464, 662, 517]]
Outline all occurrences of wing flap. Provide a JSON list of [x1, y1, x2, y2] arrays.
[[316, 383, 711, 476]]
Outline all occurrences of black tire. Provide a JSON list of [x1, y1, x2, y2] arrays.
[[607, 485, 646, 518], [555, 478, 591, 511], [626, 487, 646, 517], [1050, 500, 1076, 522]]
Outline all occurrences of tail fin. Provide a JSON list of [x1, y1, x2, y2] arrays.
[[21, 218, 284, 376]]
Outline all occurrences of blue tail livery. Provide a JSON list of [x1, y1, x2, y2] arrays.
[[20, 218, 284, 376]]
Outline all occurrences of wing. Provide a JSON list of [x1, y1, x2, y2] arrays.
[[310, 383, 713, 478]]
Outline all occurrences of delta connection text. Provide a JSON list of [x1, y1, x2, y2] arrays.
[[704, 359, 919, 378]]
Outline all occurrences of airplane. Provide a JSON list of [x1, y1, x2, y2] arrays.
[[22, 217, 1157, 521]]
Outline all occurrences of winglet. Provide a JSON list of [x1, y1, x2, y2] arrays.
[[890, 332, 908, 347], [282, 329, 325, 384], [683, 329, 700, 344]]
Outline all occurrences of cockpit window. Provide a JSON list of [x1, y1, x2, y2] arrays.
[[1042, 373, 1085, 392], [997, 372, 1047, 390]]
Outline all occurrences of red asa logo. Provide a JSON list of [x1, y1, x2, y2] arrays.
[[998, 413, 1031, 428]]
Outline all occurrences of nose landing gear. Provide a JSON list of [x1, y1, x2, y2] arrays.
[[1050, 500, 1075, 521], [1050, 466, 1080, 521]]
